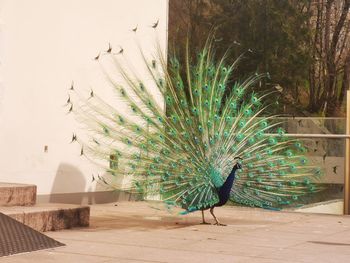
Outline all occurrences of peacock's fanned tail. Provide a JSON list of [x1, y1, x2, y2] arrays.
[[68, 34, 324, 212]]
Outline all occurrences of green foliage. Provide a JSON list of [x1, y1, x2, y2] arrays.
[[169, 0, 312, 115]]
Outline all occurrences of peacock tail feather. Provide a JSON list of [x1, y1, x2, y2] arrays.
[[68, 32, 324, 212]]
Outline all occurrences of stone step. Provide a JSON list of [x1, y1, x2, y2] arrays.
[[0, 203, 90, 232], [0, 183, 37, 206]]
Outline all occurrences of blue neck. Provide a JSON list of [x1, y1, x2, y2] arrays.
[[216, 165, 238, 206], [224, 166, 238, 189]]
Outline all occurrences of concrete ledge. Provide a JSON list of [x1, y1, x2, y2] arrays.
[[0, 183, 36, 206], [292, 199, 344, 215], [0, 203, 90, 232]]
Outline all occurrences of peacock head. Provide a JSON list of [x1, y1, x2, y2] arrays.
[[234, 157, 243, 170]]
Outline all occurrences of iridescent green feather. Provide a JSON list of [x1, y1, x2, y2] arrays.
[[69, 35, 324, 212]]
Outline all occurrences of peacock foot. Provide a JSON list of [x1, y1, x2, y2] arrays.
[[213, 222, 227, 226], [200, 222, 211, 225]]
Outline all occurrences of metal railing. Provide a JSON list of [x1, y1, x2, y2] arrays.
[[345, 91, 350, 215], [267, 134, 350, 139]]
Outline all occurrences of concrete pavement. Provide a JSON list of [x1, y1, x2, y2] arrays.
[[1, 201, 350, 262]]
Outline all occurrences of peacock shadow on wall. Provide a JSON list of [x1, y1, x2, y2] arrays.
[[50, 163, 86, 204]]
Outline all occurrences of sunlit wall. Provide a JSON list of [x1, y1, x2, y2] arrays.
[[0, 0, 168, 195]]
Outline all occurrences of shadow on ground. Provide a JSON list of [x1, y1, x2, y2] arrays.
[[88, 214, 197, 231]]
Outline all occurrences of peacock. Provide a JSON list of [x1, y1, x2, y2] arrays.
[[67, 25, 324, 225]]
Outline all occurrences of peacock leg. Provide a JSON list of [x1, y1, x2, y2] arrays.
[[210, 207, 226, 226], [200, 209, 210, 224]]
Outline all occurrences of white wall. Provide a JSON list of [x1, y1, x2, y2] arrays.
[[0, 0, 168, 195]]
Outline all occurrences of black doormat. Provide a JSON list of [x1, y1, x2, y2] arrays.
[[0, 212, 65, 257]]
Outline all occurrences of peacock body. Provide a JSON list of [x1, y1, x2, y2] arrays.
[[68, 28, 324, 224]]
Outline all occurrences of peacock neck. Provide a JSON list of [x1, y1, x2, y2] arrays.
[[223, 166, 238, 190], [216, 165, 238, 207]]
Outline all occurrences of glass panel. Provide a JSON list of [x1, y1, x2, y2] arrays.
[[281, 117, 345, 214], [280, 117, 346, 135]]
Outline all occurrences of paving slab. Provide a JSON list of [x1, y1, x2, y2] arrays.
[[1, 201, 349, 262], [0, 250, 113, 263]]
